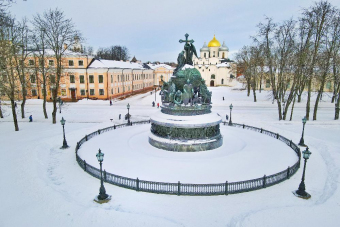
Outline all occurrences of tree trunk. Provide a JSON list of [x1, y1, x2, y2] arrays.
[[247, 81, 251, 96], [252, 84, 257, 102], [297, 94, 302, 103], [306, 79, 312, 120], [21, 96, 26, 119], [0, 102, 3, 118], [290, 95, 296, 121], [335, 88, 339, 120], [11, 99, 19, 131], [277, 100, 282, 120], [52, 89, 57, 124], [313, 79, 326, 121], [43, 80, 48, 119]]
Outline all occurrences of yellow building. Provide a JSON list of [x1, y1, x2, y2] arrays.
[[147, 63, 174, 86], [25, 50, 156, 101]]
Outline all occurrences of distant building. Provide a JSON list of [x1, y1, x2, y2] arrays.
[[147, 63, 174, 87], [193, 35, 237, 87]]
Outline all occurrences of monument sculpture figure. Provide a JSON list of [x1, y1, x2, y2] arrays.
[[149, 34, 222, 152]]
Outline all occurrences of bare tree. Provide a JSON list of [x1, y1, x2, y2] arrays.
[[33, 8, 82, 124], [96, 45, 130, 61], [0, 12, 20, 131]]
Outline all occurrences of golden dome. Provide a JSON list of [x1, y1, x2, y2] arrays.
[[208, 35, 221, 47]]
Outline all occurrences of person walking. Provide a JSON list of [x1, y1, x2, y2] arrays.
[[110, 100, 112, 106], [157, 103, 159, 108], [29, 115, 33, 122], [119, 114, 121, 120]]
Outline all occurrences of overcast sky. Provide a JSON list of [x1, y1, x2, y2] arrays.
[[9, 0, 340, 62]]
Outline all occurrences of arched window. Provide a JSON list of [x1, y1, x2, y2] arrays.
[[204, 53, 206, 58], [213, 51, 215, 57], [221, 79, 224, 84], [222, 52, 225, 58]]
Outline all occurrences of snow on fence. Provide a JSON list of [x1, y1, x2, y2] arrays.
[[75, 121, 301, 196]]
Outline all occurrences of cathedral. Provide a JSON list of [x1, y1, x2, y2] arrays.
[[193, 35, 236, 87]]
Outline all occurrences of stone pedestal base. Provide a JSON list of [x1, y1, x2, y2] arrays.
[[93, 195, 112, 204]]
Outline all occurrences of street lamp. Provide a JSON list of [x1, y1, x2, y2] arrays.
[[60, 117, 69, 149], [298, 116, 307, 146], [228, 103, 233, 125], [127, 103, 130, 125], [294, 147, 312, 199], [96, 149, 109, 201]]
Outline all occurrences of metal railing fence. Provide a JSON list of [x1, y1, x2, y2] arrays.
[[75, 121, 301, 196]]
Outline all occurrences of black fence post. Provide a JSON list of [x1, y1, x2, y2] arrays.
[[243, 124, 245, 128], [276, 133, 279, 139], [114, 125, 116, 129], [287, 167, 290, 179], [76, 142, 79, 150], [261, 128, 263, 133], [178, 181, 181, 196], [136, 178, 140, 191], [148, 120, 151, 123], [84, 160, 87, 171], [85, 135, 88, 141], [98, 129, 101, 135], [225, 181, 228, 195], [263, 175, 266, 188]]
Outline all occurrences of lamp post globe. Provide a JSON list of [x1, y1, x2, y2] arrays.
[[127, 103, 131, 125], [298, 116, 307, 146], [228, 103, 233, 125], [96, 149, 109, 200], [294, 147, 312, 199], [60, 117, 69, 149]]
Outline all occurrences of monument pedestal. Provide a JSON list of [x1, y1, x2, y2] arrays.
[[149, 111, 222, 152]]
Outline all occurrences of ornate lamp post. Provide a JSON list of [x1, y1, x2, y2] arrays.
[[60, 117, 69, 149], [298, 116, 307, 146], [294, 147, 312, 199], [228, 103, 233, 125], [95, 149, 109, 201], [127, 103, 130, 125]]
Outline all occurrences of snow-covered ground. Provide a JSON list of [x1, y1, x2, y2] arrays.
[[1, 86, 339, 227]]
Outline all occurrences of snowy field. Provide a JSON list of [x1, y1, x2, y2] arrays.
[[1, 85, 340, 227]]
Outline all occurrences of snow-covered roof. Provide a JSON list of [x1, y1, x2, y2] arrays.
[[147, 64, 174, 70], [88, 59, 147, 69], [216, 62, 231, 68], [28, 49, 91, 57], [182, 64, 194, 70]]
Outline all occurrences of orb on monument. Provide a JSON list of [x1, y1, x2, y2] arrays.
[[208, 35, 221, 47]]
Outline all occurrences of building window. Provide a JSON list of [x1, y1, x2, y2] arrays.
[[30, 75, 35, 83], [50, 75, 55, 83], [80, 89, 85, 95], [266, 79, 271, 88], [41, 88, 45, 96], [213, 51, 215, 57], [326, 81, 331, 89], [111, 88, 113, 94], [90, 89, 94, 95], [211, 74, 215, 79], [78, 60, 84, 66], [99, 75, 103, 83], [111, 75, 113, 83], [70, 75, 75, 83], [61, 89, 66, 96], [80, 75, 84, 83], [99, 89, 104, 95], [49, 60, 54, 66], [68, 60, 74, 66], [89, 75, 94, 83], [204, 53, 206, 58], [222, 52, 225, 58], [32, 89, 37, 96], [221, 79, 224, 84], [29, 60, 34, 66], [118, 88, 120, 93]]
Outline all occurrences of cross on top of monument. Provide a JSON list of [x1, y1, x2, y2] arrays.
[[179, 33, 194, 45]]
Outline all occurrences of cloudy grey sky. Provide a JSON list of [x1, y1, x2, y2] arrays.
[[9, 0, 340, 62]]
